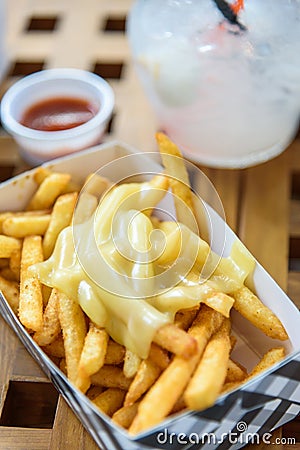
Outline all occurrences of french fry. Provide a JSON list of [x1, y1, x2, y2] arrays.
[[9, 247, 21, 281], [104, 340, 126, 365], [0, 267, 16, 281], [33, 167, 80, 193], [124, 359, 161, 407], [223, 347, 286, 394], [226, 358, 248, 383], [84, 173, 112, 197], [59, 358, 67, 374], [19, 236, 44, 332], [91, 366, 133, 390], [86, 385, 105, 401], [43, 192, 78, 258], [129, 306, 224, 434], [232, 286, 288, 340], [153, 323, 198, 359], [58, 292, 87, 383], [2, 214, 51, 238], [156, 132, 195, 229], [112, 402, 140, 429], [42, 334, 65, 358], [0, 274, 20, 314], [174, 308, 199, 330], [0, 258, 8, 269], [27, 172, 71, 210], [184, 319, 231, 410], [76, 323, 109, 393], [0, 235, 21, 258], [33, 288, 61, 346], [148, 343, 170, 370], [0, 209, 48, 232], [248, 347, 285, 379], [123, 349, 141, 379], [74, 192, 98, 224], [92, 388, 126, 417]]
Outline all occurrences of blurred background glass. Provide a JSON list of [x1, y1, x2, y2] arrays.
[[127, 0, 300, 168]]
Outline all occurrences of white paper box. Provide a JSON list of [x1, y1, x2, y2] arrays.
[[1, 142, 300, 450]]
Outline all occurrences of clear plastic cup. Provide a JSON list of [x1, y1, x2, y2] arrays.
[[128, 0, 300, 168], [0, 68, 114, 164]]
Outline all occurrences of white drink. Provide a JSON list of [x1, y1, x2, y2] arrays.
[[128, 0, 300, 168]]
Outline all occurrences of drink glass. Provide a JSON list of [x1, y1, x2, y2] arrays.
[[127, 0, 300, 168]]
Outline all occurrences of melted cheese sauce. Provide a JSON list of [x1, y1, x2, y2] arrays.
[[31, 178, 255, 358]]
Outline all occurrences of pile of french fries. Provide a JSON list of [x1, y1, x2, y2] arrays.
[[0, 133, 288, 434]]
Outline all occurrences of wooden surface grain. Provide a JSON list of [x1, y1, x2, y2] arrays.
[[0, 0, 299, 449]]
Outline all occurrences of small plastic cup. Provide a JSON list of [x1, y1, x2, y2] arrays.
[[0, 68, 115, 164]]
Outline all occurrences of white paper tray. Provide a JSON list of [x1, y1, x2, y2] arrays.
[[1, 142, 300, 450]]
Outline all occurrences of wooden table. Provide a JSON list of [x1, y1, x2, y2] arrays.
[[0, 1, 299, 448]]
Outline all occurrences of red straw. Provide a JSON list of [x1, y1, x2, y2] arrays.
[[231, 0, 244, 14]]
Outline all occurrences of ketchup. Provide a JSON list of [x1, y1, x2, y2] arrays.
[[20, 97, 98, 131]]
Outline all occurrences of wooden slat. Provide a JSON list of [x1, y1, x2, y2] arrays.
[[0, 318, 18, 415], [199, 167, 241, 232], [239, 151, 290, 290], [0, 427, 51, 450], [290, 199, 300, 238], [288, 271, 300, 309], [49, 396, 99, 450]]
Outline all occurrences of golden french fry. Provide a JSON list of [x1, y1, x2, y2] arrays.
[[43, 192, 78, 258], [153, 323, 198, 359], [232, 286, 288, 340], [112, 402, 140, 429], [42, 334, 65, 358], [19, 235, 44, 332], [0, 235, 22, 258], [0, 274, 19, 314], [27, 172, 71, 211], [249, 347, 285, 379], [58, 292, 87, 383], [0, 258, 8, 269], [0, 209, 51, 233], [59, 358, 67, 374], [86, 385, 105, 401], [156, 132, 195, 229], [123, 349, 141, 379], [84, 173, 113, 197], [0, 267, 16, 281], [33, 167, 80, 193], [174, 308, 199, 330], [92, 388, 126, 417], [171, 396, 186, 414], [124, 359, 161, 407], [226, 358, 248, 383], [33, 288, 61, 346], [230, 335, 237, 351], [91, 365, 133, 390], [223, 347, 286, 394], [9, 247, 21, 281], [129, 306, 224, 434], [74, 192, 98, 224], [184, 319, 231, 410], [2, 214, 51, 238], [148, 343, 170, 370], [104, 340, 126, 365], [33, 167, 52, 185], [76, 324, 109, 393]]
